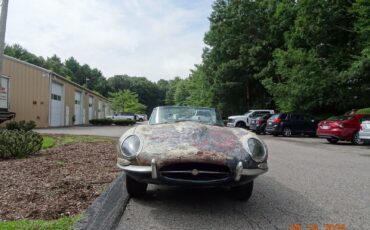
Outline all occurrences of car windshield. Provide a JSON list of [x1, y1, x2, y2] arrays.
[[149, 106, 224, 126], [244, 111, 252, 115]]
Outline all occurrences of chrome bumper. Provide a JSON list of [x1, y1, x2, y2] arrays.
[[226, 123, 235, 127], [117, 160, 268, 181]]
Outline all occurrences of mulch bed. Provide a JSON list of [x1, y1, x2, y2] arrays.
[[0, 140, 120, 220]]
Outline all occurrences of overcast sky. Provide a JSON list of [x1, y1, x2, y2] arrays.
[[5, 0, 213, 82]]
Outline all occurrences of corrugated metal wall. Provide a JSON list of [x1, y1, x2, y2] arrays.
[[1, 56, 111, 128], [2, 57, 50, 127]]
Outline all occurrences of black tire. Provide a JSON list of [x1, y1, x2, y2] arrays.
[[282, 127, 292, 137], [326, 138, 338, 144], [260, 124, 267, 134], [351, 132, 362, 145], [235, 121, 247, 128], [126, 175, 147, 198], [255, 130, 261, 135], [138, 118, 144, 122], [230, 181, 254, 201]]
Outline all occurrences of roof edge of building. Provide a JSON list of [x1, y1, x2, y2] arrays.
[[4, 55, 110, 102]]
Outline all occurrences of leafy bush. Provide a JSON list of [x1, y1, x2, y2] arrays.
[[0, 130, 43, 159], [356, 108, 370, 114], [113, 119, 136, 126], [89, 118, 113, 125], [6, 120, 36, 131]]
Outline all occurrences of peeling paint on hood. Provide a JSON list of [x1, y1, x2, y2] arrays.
[[133, 121, 254, 168]]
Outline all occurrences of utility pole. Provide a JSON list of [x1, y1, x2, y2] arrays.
[[0, 0, 9, 75]]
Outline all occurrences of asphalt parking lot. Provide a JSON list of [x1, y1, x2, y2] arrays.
[[116, 135, 370, 230]]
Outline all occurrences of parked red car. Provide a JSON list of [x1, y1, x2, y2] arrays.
[[317, 114, 367, 144]]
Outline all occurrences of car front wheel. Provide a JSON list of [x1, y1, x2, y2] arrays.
[[235, 121, 246, 128], [326, 138, 338, 144], [126, 175, 147, 198], [283, 127, 292, 137], [230, 180, 254, 201]]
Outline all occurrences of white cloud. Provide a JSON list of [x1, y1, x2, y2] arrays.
[[5, 0, 213, 81]]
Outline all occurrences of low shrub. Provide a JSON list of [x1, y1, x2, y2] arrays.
[[89, 118, 113, 125], [356, 108, 370, 114], [113, 119, 136, 126], [6, 120, 36, 131], [0, 130, 43, 159]]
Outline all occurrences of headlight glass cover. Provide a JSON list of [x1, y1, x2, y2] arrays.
[[247, 138, 267, 162], [121, 135, 141, 157]]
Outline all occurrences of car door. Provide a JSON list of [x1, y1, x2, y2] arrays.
[[302, 115, 317, 133], [247, 112, 257, 126], [249, 112, 261, 126], [289, 114, 303, 133]]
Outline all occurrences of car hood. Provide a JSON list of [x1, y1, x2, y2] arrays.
[[133, 122, 252, 168]]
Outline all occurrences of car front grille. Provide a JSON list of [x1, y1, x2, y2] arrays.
[[159, 163, 230, 182], [228, 119, 234, 123]]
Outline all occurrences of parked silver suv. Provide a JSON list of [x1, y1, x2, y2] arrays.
[[359, 116, 370, 143]]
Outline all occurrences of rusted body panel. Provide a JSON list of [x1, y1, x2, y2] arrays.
[[123, 122, 255, 169]]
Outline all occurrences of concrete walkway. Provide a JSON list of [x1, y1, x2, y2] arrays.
[[36, 125, 136, 137]]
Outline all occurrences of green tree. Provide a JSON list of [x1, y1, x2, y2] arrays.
[[107, 75, 166, 113], [45, 55, 73, 78], [4, 44, 46, 68], [342, 0, 370, 109], [5, 44, 110, 97], [109, 90, 147, 114], [263, 0, 357, 114], [164, 77, 182, 105], [174, 79, 190, 105]]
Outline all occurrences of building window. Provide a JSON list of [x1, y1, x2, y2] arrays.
[[75, 100, 81, 105], [51, 94, 61, 101]]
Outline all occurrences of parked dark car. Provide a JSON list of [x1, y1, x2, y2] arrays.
[[317, 114, 368, 145], [250, 114, 272, 134], [265, 113, 318, 137]]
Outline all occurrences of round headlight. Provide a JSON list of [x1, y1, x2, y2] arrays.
[[121, 135, 141, 158], [247, 138, 267, 162]]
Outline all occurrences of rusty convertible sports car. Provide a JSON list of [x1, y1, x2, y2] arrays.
[[117, 106, 268, 200]]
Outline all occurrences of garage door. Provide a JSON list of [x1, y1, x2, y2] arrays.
[[88, 96, 94, 120], [74, 91, 83, 125], [105, 104, 109, 117], [50, 82, 64, 127]]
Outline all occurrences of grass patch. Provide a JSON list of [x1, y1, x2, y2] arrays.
[[0, 216, 79, 230], [58, 135, 113, 145], [42, 136, 57, 149], [41, 135, 114, 150]]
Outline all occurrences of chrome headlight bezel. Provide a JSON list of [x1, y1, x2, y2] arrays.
[[245, 137, 268, 163], [120, 135, 143, 159]]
